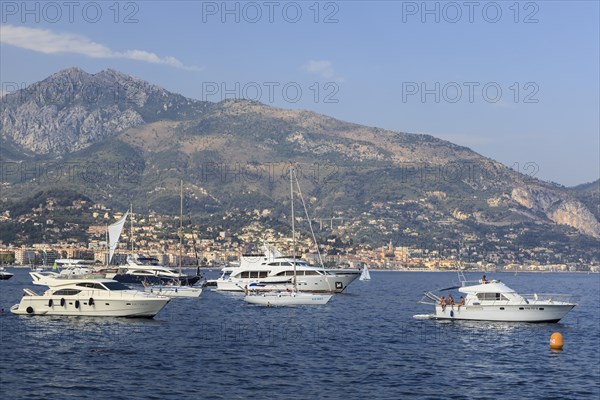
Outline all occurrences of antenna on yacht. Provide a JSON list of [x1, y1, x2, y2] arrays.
[[290, 165, 297, 292]]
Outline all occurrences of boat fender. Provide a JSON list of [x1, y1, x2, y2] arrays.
[[450, 310, 454, 318], [48, 299, 53, 307], [75, 300, 80, 309], [88, 298, 94, 306], [60, 298, 66, 307], [26, 306, 34, 314]]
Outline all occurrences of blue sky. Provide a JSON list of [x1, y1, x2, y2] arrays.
[[1, 1, 598, 186]]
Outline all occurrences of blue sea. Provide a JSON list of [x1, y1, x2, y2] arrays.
[[1, 269, 598, 399]]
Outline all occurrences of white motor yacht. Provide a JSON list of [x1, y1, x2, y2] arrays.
[[216, 246, 359, 293], [11, 277, 170, 318], [419, 277, 576, 323]]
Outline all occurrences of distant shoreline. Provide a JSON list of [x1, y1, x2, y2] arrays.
[[367, 269, 599, 274], [4, 265, 598, 274]]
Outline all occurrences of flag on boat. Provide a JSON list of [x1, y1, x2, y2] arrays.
[[108, 211, 129, 264]]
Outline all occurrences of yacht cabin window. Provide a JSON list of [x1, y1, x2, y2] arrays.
[[102, 281, 130, 291], [476, 293, 509, 301], [239, 271, 268, 279], [76, 282, 107, 290], [53, 289, 81, 296]]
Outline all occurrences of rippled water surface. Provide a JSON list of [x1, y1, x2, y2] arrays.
[[1, 269, 598, 399]]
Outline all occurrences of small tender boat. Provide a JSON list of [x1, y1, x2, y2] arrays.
[[11, 277, 170, 318], [418, 275, 576, 323]]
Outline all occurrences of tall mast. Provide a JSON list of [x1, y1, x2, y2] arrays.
[[291, 166, 296, 291], [179, 180, 183, 275], [105, 223, 108, 266], [130, 203, 134, 254]]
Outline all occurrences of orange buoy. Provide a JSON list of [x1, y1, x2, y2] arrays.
[[550, 332, 564, 351]]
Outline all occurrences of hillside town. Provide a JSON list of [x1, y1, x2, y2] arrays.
[[1, 197, 598, 273]]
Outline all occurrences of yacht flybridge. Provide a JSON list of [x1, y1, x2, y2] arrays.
[[11, 276, 170, 318], [418, 275, 576, 323]]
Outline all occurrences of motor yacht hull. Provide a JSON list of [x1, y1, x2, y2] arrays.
[[433, 303, 575, 323], [11, 291, 169, 318], [217, 272, 358, 293], [244, 292, 332, 306]]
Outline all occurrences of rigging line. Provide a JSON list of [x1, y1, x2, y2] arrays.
[[294, 174, 325, 269], [184, 189, 202, 268], [293, 166, 332, 293]]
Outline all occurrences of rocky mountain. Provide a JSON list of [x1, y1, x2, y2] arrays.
[[0, 67, 208, 155], [1, 68, 598, 252], [570, 179, 600, 222]]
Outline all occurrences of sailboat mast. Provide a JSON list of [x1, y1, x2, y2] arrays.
[[130, 203, 134, 254], [179, 180, 183, 275], [291, 166, 297, 291], [105, 223, 108, 266]]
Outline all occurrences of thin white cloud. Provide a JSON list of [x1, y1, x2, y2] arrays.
[[0, 25, 202, 71], [302, 60, 344, 82]]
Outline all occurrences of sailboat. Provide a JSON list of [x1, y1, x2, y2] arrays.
[[359, 265, 371, 281], [244, 166, 332, 306], [103, 205, 201, 286], [144, 181, 202, 298]]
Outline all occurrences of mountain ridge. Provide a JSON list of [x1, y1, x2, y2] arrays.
[[1, 67, 599, 246]]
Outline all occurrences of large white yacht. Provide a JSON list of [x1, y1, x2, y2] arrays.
[[419, 276, 576, 323], [215, 245, 360, 293], [11, 276, 170, 318]]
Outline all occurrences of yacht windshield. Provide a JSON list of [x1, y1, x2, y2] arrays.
[[102, 281, 131, 291]]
